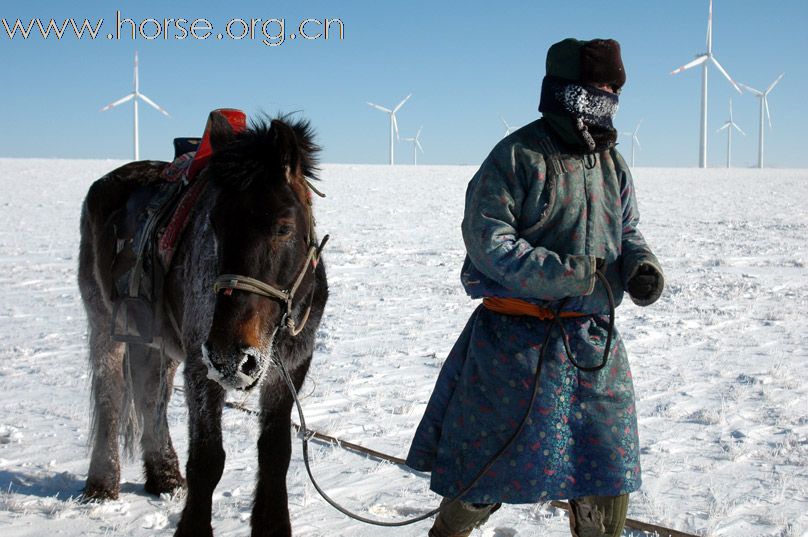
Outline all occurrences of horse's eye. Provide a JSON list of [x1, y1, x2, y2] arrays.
[[275, 224, 294, 237]]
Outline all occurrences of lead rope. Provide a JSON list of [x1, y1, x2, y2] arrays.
[[273, 268, 615, 526]]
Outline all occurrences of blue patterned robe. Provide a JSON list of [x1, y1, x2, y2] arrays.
[[406, 119, 663, 504]]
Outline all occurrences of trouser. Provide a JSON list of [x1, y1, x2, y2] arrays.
[[428, 494, 629, 537]]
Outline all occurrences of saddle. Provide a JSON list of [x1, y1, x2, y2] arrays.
[[110, 109, 247, 344]]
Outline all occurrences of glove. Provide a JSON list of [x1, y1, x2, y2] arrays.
[[627, 263, 661, 302], [595, 258, 606, 273]]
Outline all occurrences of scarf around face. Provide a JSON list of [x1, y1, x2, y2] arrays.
[[538, 75, 620, 152]]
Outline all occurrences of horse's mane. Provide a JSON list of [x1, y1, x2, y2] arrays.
[[208, 115, 319, 191]]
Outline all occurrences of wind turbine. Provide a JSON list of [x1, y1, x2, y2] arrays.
[[621, 120, 642, 167], [403, 126, 424, 165], [100, 51, 170, 161], [716, 97, 745, 168], [739, 73, 784, 168], [671, 0, 742, 168], [367, 94, 411, 165], [500, 115, 516, 137]]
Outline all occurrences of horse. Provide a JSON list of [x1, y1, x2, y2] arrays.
[[77, 115, 328, 537]]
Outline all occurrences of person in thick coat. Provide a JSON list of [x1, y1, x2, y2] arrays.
[[406, 38, 665, 537]]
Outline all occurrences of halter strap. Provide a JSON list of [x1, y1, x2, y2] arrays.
[[213, 274, 290, 302], [212, 179, 328, 337]]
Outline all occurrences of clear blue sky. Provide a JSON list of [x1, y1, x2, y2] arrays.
[[1, 0, 806, 167]]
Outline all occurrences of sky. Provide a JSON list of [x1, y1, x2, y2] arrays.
[[1, 0, 806, 168]]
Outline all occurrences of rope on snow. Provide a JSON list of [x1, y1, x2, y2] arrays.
[[217, 397, 699, 537]]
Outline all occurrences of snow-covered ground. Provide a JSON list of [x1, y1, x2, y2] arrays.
[[0, 158, 806, 537]]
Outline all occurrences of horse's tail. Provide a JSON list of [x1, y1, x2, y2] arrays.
[[85, 340, 142, 461], [119, 344, 143, 460]]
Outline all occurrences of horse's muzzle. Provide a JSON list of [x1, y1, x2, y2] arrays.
[[201, 343, 270, 390]]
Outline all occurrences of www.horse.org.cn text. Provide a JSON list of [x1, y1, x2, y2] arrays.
[[0, 11, 345, 47]]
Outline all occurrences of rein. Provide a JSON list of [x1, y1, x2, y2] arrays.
[[212, 179, 328, 337]]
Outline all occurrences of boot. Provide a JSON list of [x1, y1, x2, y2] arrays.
[[568, 494, 628, 537], [428, 498, 501, 537]]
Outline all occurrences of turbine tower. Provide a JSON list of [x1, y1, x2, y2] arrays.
[[671, 0, 742, 168], [621, 120, 642, 167], [403, 126, 424, 165], [500, 115, 516, 137], [739, 73, 784, 169], [716, 97, 745, 168], [367, 94, 412, 165], [100, 51, 170, 161]]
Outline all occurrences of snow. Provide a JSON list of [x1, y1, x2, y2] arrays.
[[0, 158, 806, 536]]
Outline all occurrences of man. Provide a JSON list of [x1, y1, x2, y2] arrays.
[[406, 38, 664, 537]]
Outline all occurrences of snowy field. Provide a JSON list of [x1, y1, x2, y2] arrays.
[[0, 158, 806, 537]]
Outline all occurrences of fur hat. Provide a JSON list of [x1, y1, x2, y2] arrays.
[[580, 39, 625, 91], [546, 38, 626, 91]]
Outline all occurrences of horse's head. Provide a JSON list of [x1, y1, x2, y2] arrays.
[[201, 117, 320, 390]]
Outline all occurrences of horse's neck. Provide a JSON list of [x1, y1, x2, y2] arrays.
[[164, 183, 221, 350]]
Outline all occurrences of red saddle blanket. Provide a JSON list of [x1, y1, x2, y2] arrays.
[[156, 108, 247, 268]]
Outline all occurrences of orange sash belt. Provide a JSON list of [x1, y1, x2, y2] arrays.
[[482, 297, 588, 320]]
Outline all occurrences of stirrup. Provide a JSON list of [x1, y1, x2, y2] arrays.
[[111, 296, 155, 344]]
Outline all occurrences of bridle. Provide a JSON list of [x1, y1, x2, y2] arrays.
[[212, 179, 328, 337]]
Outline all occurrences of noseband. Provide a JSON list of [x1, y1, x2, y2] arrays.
[[212, 179, 328, 337]]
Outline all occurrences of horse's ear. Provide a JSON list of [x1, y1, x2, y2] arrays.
[[270, 119, 301, 182], [208, 111, 238, 153]]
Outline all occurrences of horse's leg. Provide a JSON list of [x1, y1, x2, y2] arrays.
[[84, 326, 126, 501], [175, 357, 226, 537], [250, 356, 311, 537], [128, 344, 185, 496]]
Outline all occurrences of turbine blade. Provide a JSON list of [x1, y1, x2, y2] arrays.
[[100, 93, 135, 111], [392, 93, 412, 114], [707, 0, 713, 53], [416, 126, 423, 140], [766, 72, 785, 94], [367, 102, 392, 113], [671, 54, 708, 75], [392, 114, 399, 140], [635, 119, 643, 135], [138, 93, 170, 117], [764, 97, 772, 129], [711, 56, 742, 93], [416, 140, 424, 153], [716, 122, 730, 132], [133, 51, 139, 92], [633, 135, 641, 150], [733, 123, 746, 136], [738, 83, 764, 96]]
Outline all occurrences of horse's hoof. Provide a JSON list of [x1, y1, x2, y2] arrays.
[[250, 525, 292, 537], [145, 456, 186, 496], [174, 519, 213, 537], [80, 481, 120, 503], [144, 472, 186, 496]]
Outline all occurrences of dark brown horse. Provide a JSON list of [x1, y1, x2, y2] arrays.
[[78, 116, 328, 536]]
